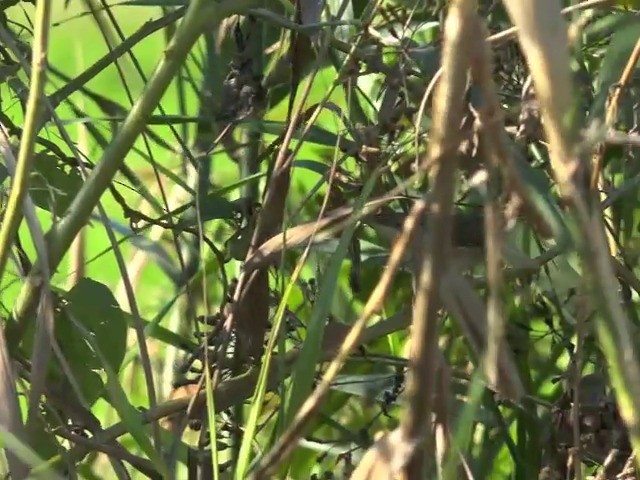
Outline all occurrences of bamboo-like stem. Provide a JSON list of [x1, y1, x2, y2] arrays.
[[0, 0, 51, 284], [468, 16, 511, 401], [9, 0, 261, 340], [0, 3, 51, 478]]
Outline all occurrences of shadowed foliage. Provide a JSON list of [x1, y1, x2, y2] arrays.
[[0, 1, 639, 479]]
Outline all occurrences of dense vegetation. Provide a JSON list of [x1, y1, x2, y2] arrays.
[[0, 0, 639, 478]]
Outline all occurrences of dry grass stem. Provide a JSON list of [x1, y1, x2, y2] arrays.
[[502, 0, 640, 470], [399, 0, 478, 477]]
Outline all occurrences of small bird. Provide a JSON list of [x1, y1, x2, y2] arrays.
[[368, 207, 486, 271], [243, 201, 489, 273], [242, 200, 536, 275]]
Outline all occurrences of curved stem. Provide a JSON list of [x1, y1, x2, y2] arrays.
[[0, 0, 51, 284]]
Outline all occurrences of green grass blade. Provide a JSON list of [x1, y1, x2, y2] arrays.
[[0, 429, 64, 480], [283, 168, 379, 429]]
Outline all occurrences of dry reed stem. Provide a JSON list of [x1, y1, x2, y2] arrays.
[[501, 0, 640, 472], [469, 15, 507, 393], [399, 0, 477, 477]]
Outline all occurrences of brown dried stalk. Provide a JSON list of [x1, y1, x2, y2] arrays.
[[399, 0, 478, 478], [501, 0, 640, 472], [469, 15, 507, 392]]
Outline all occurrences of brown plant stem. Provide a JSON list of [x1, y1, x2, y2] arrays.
[[400, 1, 477, 477]]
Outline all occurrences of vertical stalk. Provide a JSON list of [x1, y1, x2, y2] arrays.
[[0, 0, 52, 283]]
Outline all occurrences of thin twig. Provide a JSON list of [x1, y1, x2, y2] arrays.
[[54, 429, 160, 479], [47, 7, 186, 117], [590, 36, 640, 188], [487, 0, 614, 46]]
